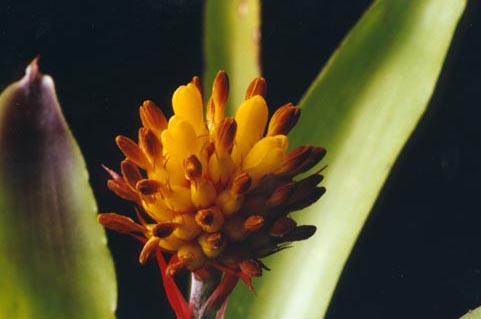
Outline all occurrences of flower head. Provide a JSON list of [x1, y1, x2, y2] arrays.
[[99, 71, 326, 287]]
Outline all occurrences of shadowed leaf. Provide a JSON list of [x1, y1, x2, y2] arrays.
[[0, 60, 117, 319]]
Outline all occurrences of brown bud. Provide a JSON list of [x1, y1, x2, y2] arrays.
[[244, 215, 264, 232], [121, 159, 142, 189], [139, 128, 163, 164], [184, 154, 202, 180], [278, 146, 313, 175], [107, 179, 139, 202], [269, 217, 297, 237], [245, 77, 266, 99], [296, 173, 324, 191], [139, 236, 161, 264], [267, 182, 296, 207], [215, 117, 237, 154], [294, 146, 327, 176], [97, 213, 145, 234], [284, 186, 326, 213], [152, 222, 177, 238], [267, 103, 300, 136], [139, 100, 168, 133], [212, 71, 229, 115], [136, 179, 161, 195], [240, 259, 262, 277], [231, 172, 251, 195], [116, 135, 150, 169], [278, 225, 316, 242]]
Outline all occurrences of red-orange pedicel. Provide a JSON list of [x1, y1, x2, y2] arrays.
[[98, 71, 326, 316]]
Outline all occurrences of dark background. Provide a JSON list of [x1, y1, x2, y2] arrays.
[[1, 1, 480, 318]]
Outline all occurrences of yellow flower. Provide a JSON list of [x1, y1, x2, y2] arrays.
[[98, 71, 326, 284]]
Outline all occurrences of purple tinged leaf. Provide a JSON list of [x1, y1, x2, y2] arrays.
[[0, 59, 117, 318]]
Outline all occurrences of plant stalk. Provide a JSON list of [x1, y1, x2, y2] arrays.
[[189, 268, 222, 319]]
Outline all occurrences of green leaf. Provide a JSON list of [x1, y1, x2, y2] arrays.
[[0, 61, 117, 319], [461, 306, 481, 319], [203, 0, 261, 113], [226, 0, 466, 318]]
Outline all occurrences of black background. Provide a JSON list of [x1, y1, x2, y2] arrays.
[[1, 1, 480, 318]]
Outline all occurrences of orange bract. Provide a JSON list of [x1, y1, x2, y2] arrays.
[[99, 71, 326, 285]]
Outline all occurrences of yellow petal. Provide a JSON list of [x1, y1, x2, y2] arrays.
[[162, 185, 195, 213], [158, 233, 186, 253], [141, 197, 175, 222], [191, 179, 217, 209], [208, 152, 234, 186], [232, 95, 268, 164], [243, 135, 288, 180], [172, 83, 207, 136], [162, 118, 199, 162], [173, 213, 202, 241]]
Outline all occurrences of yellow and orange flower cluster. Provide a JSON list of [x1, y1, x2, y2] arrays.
[[99, 71, 325, 283]]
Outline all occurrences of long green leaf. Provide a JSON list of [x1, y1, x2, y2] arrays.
[[203, 0, 261, 113], [461, 306, 481, 319], [0, 61, 117, 318], [227, 0, 465, 318]]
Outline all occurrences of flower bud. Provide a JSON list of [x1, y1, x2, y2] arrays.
[[284, 186, 326, 213], [198, 232, 226, 258], [139, 128, 163, 165], [267, 182, 296, 207], [195, 207, 224, 233], [152, 222, 177, 238], [240, 259, 262, 277], [107, 179, 139, 202], [173, 214, 202, 241], [136, 179, 161, 195], [139, 99, 168, 134], [121, 159, 142, 189], [215, 117, 237, 155], [97, 213, 145, 234], [212, 71, 229, 124], [277, 225, 317, 242], [245, 76, 266, 99], [184, 154, 203, 180], [215, 190, 243, 216], [116, 135, 150, 169], [139, 236, 161, 264], [267, 103, 300, 136], [231, 172, 251, 195], [277, 146, 313, 175], [269, 217, 297, 237], [244, 215, 264, 232], [177, 244, 206, 271]]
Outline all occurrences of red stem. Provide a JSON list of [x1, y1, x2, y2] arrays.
[[198, 273, 239, 319], [156, 251, 192, 319]]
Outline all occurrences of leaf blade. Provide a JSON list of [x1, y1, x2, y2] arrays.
[[203, 0, 261, 113], [227, 0, 466, 318], [0, 62, 117, 319]]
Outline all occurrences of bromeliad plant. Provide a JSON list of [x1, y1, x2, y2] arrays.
[[98, 72, 326, 318], [0, 0, 466, 319]]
